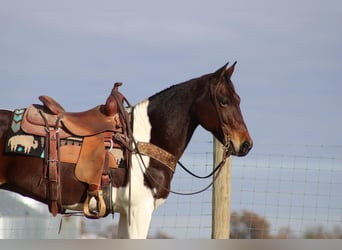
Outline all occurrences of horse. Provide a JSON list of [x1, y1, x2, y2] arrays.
[[0, 62, 252, 238]]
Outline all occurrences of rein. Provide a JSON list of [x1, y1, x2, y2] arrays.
[[111, 77, 232, 197], [170, 149, 230, 196], [177, 157, 225, 179]]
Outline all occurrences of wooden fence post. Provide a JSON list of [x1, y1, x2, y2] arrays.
[[212, 137, 231, 239]]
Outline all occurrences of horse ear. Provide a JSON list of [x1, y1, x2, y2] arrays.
[[225, 61, 237, 78], [212, 62, 229, 80]]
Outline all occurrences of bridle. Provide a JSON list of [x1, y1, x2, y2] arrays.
[[170, 77, 233, 194], [210, 75, 233, 151], [120, 77, 230, 190]]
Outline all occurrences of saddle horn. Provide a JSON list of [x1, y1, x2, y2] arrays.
[[104, 82, 124, 116]]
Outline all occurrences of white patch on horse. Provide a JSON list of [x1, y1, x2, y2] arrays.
[[112, 100, 166, 238]]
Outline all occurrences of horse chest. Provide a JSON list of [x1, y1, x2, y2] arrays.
[[111, 100, 168, 209]]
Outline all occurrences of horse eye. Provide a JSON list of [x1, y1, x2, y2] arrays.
[[218, 95, 230, 107]]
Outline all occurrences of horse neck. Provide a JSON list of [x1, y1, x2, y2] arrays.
[[135, 80, 204, 160]]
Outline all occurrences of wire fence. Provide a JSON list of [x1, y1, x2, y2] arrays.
[[230, 144, 342, 239], [149, 143, 342, 238], [0, 143, 341, 238]]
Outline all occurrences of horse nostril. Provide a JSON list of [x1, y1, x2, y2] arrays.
[[240, 140, 252, 155]]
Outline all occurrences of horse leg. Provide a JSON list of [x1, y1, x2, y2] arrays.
[[117, 202, 155, 239]]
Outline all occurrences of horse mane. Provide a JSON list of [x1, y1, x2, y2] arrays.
[[149, 84, 179, 99], [148, 73, 210, 101]]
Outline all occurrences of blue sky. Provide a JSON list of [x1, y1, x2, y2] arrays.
[[1, 0, 342, 153], [1, 0, 342, 238]]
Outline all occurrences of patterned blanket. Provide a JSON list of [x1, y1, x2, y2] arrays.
[[5, 108, 45, 158]]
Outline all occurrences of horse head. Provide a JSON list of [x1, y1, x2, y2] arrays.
[[192, 62, 253, 156]]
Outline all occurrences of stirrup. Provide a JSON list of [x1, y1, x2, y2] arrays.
[[83, 189, 107, 219]]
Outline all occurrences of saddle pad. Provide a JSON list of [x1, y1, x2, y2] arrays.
[[6, 108, 45, 157], [6, 110, 85, 160]]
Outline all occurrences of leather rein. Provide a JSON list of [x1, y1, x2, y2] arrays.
[[112, 78, 231, 197]]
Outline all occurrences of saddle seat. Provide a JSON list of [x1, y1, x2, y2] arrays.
[[38, 83, 125, 137], [40, 99, 122, 137]]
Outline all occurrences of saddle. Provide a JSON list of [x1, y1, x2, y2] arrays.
[[21, 82, 131, 219]]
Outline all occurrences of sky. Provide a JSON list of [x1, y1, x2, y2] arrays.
[[1, 0, 342, 154], [1, 0, 342, 238]]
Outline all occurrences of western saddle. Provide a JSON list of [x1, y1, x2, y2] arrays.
[[21, 82, 131, 219]]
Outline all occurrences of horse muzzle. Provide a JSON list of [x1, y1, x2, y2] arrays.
[[228, 136, 253, 157]]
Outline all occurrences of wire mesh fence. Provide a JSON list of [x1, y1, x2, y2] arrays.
[[0, 142, 341, 238], [149, 143, 342, 238], [230, 144, 342, 239]]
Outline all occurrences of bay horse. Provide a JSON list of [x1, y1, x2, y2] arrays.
[[0, 62, 252, 238]]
